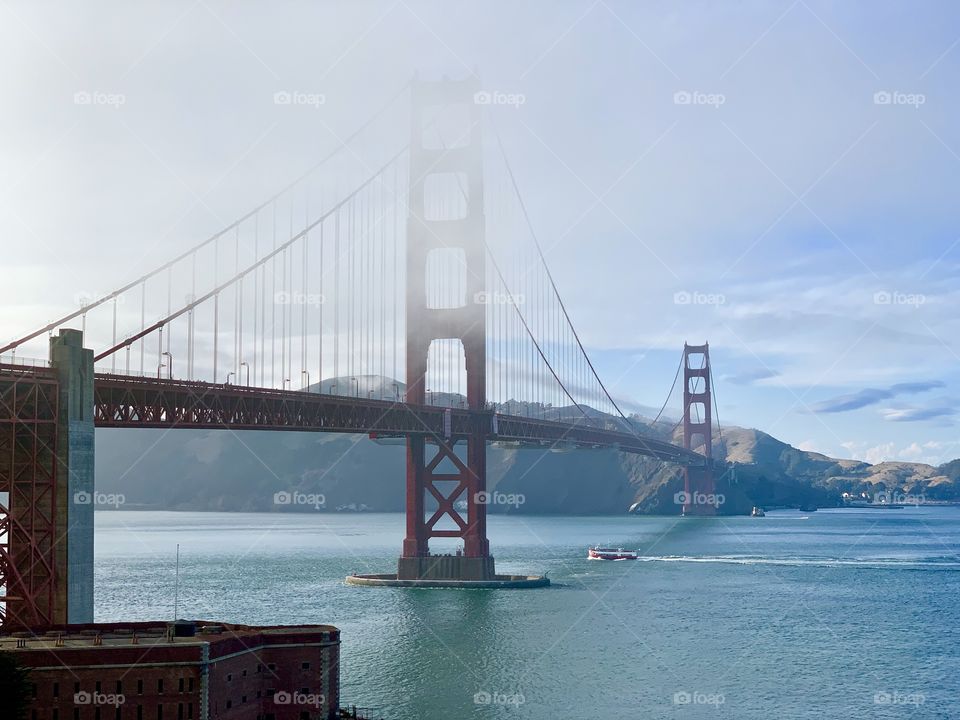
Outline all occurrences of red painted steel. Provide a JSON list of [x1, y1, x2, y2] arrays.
[[402, 76, 489, 559], [682, 343, 716, 515], [0, 365, 61, 629]]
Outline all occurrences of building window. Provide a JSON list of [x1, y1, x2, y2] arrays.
[[53, 682, 59, 698], [188, 704, 193, 720], [241, 696, 247, 704], [188, 678, 194, 692], [226, 700, 232, 709], [256, 691, 261, 699], [178, 678, 184, 693], [95, 708, 101, 720], [115, 708, 122, 720], [157, 705, 163, 720], [31, 683, 37, 698], [158, 679, 163, 694], [300, 713, 310, 720], [257, 664, 262, 673], [117, 681, 123, 695], [73, 710, 79, 720], [138, 680, 144, 695], [96, 681, 102, 693], [226, 673, 232, 682], [267, 663, 276, 671], [301, 662, 310, 670], [74, 682, 80, 694], [177, 703, 184, 720], [266, 688, 275, 698], [52, 711, 59, 720], [137, 706, 143, 720]]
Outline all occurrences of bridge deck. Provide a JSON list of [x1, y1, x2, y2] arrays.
[[90, 373, 704, 466]]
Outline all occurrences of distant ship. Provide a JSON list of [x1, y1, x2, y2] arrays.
[[751, 506, 766, 517], [588, 545, 638, 561]]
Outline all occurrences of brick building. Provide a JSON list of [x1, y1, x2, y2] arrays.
[[2, 620, 340, 720]]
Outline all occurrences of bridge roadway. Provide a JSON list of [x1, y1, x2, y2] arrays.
[[92, 373, 705, 466]]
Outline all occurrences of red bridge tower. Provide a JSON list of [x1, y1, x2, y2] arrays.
[[682, 342, 716, 516], [398, 76, 493, 581]]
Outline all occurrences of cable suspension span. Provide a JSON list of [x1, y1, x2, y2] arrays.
[[710, 359, 723, 442], [439, 134, 675, 459], [94, 145, 410, 362], [490, 119, 637, 430], [650, 349, 684, 426], [0, 81, 411, 356], [438, 131, 590, 421]]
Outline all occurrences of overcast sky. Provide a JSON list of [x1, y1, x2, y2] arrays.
[[2, 0, 959, 465]]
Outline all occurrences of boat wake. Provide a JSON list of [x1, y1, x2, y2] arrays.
[[637, 555, 960, 570]]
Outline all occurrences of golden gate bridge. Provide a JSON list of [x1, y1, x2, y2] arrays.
[[0, 75, 718, 628]]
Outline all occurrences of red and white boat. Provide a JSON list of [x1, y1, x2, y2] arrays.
[[588, 545, 638, 561]]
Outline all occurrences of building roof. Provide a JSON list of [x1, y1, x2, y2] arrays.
[[0, 620, 339, 654]]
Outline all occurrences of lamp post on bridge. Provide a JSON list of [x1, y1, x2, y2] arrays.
[[301, 370, 310, 391], [350, 377, 358, 397], [225, 371, 234, 385], [240, 361, 249, 386]]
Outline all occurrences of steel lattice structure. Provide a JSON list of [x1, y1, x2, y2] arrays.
[[0, 365, 60, 628]]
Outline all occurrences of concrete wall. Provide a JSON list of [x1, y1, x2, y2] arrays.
[[50, 328, 95, 623]]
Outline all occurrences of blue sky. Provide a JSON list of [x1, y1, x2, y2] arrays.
[[1, 0, 959, 464]]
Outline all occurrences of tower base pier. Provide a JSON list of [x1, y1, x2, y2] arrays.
[[346, 554, 548, 588], [397, 554, 496, 581]]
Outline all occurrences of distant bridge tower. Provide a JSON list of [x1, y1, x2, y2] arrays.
[[399, 75, 494, 581], [682, 342, 715, 515]]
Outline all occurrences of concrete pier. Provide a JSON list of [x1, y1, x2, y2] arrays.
[[345, 573, 549, 589], [50, 329, 95, 623], [347, 554, 549, 588]]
